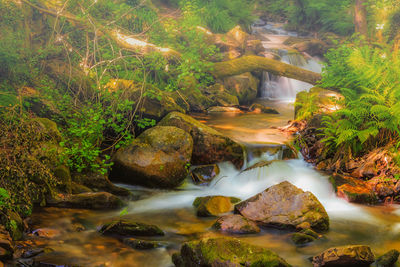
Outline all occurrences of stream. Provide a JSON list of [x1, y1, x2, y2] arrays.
[[26, 22, 400, 267]]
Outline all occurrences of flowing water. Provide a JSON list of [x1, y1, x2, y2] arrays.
[[27, 22, 400, 266]]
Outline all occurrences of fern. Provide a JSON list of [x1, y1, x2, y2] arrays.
[[320, 44, 400, 156]]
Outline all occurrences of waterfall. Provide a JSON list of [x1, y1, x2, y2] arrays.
[[260, 50, 322, 101]]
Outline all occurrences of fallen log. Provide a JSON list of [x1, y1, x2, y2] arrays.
[[213, 55, 322, 85]]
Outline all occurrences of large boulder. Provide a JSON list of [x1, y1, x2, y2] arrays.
[[235, 181, 329, 232], [312, 245, 375, 267], [193, 196, 240, 217], [172, 237, 290, 267], [158, 112, 244, 169], [110, 126, 193, 188], [205, 83, 240, 107], [213, 214, 260, 234], [222, 72, 259, 105]]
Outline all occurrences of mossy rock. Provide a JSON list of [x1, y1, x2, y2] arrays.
[[111, 126, 193, 188], [47, 192, 124, 210], [70, 182, 93, 194], [158, 112, 244, 169], [235, 181, 329, 232], [213, 214, 260, 234], [222, 72, 259, 105], [193, 196, 240, 217], [53, 165, 72, 194], [31, 117, 62, 141], [291, 233, 316, 245], [173, 237, 291, 267], [73, 172, 130, 196], [376, 249, 399, 267], [100, 220, 164, 237]]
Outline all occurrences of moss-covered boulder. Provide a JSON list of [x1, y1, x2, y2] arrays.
[[110, 126, 193, 188], [206, 83, 240, 107], [312, 245, 375, 267], [172, 237, 290, 267], [207, 106, 242, 113], [100, 220, 164, 237], [190, 164, 220, 185], [235, 181, 329, 232], [158, 112, 244, 169], [47, 192, 124, 210], [222, 72, 259, 105], [213, 214, 260, 234], [193, 196, 240, 217], [376, 249, 399, 267]]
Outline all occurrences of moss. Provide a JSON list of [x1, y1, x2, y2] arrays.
[[53, 165, 72, 193], [179, 238, 291, 267], [376, 249, 399, 267]]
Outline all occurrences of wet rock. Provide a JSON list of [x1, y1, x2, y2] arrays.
[[111, 126, 193, 188], [100, 220, 164, 237], [249, 103, 279, 114], [206, 83, 240, 107], [282, 145, 298, 160], [291, 233, 316, 245], [300, 228, 320, 239], [32, 228, 61, 239], [312, 245, 375, 267], [243, 160, 273, 172], [0, 226, 13, 260], [47, 192, 124, 210], [193, 196, 240, 217], [123, 238, 167, 250], [207, 106, 242, 113], [73, 172, 130, 196], [172, 237, 290, 267], [22, 248, 46, 258], [70, 182, 92, 194], [329, 174, 378, 204], [213, 214, 260, 234], [376, 249, 399, 267], [235, 181, 329, 232], [222, 72, 259, 105], [159, 112, 244, 169], [190, 165, 220, 185]]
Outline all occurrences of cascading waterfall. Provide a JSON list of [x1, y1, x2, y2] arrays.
[[260, 51, 322, 100], [253, 22, 323, 101]]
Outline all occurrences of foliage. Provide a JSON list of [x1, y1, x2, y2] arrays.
[[295, 91, 320, 120], [319, 43, 400, 156], [265, 0, 354, 35]]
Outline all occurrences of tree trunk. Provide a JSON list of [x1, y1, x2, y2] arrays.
[[212, 56, 322, 85], [354, 0, 368, 36]]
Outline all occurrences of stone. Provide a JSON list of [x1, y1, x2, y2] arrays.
[[291, 233, 316, 245], [190, 164, 220, 185], [73, 172, 130, 196], [222, 72, 259, 105], [172, 237, 290, 267], [111, 126, 193, 188], [213, 214, 260, 234], [100, 220, 164, 237], [376, 249, 399, 267], [53, 165, 72, 194], [207, 106, 242, 113], [158, 112, 244, 169], [312, 245, 375, 267], [123, 238, 167, 250], [32, 228, 61, 239], [47, 192, 124, 210], [235, 181, 329, 232], [193, 196, 240, 217], [206, 83, 240, 107], [249, 103, 279, 114], [330, 174, 378, 204]]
